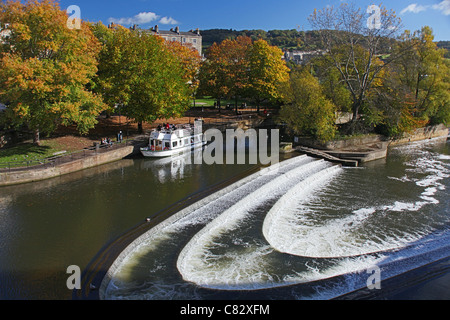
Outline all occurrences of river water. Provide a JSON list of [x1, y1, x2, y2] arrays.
[[0, 137, 449, 300]]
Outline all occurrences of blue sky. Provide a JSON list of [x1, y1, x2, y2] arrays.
[[58, 0, 450, 40]]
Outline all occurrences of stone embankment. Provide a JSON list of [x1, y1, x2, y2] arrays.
[[294, 124, 449, 166], [0, 139, 146, 187], [0, 117, 266, 187]]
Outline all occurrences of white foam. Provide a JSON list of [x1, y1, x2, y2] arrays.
[[105, 143, 450, 298], [262, 153, 449, 258], [176, 161, 338, 289], [104, 155, 314, 292]]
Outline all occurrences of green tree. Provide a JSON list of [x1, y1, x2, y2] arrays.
[[278, 68, 337, 142], [373, 27, 450, 136], [0, 0, 106, 145], [308, 3, 403, 133], [93, 23, 192, 133]]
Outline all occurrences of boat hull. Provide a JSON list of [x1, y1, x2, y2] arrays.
[[140, 142, 206, 158]]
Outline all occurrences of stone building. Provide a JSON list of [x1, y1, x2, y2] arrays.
[[149, 25, 202, 56], [283, 49, 326, 65], [107, 23, 203, 56]]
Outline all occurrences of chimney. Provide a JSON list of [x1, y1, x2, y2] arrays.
[[175, 26, 180, 34], [196, 28, 200, 35], [154, 25, 159, 33]]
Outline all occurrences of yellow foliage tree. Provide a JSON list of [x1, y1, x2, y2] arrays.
[[0, 0, 107, 145]]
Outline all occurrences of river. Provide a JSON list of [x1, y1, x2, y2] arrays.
[[0, 137, 449, 300]]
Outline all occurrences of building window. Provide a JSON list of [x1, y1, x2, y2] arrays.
[[192, 39, 197, 44]]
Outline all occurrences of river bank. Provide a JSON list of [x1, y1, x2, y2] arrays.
[[0, 111, 266, 187], [1, 121, 447, 187], [293, 124, 449, 165]]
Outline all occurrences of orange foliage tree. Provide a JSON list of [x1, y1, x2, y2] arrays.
[[0, 0, 107, 145]]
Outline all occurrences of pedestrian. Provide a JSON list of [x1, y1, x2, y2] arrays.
[[118, 131, 123, 143]]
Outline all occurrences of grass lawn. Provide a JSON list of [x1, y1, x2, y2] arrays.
[[192, 96, 250, 108], [0, 139, 69, 167]]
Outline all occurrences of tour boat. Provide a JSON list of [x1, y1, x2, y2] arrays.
[[140, 123, 206, 158]]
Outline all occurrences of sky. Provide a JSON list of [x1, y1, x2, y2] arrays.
[[58, 0, 450, 41]]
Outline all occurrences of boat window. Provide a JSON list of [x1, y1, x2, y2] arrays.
[[173, 141, 178, 148], [185, 138, 189, 145], [165, 142, 170, 148]]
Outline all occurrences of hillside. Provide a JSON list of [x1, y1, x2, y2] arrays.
[[201, 28, 450, 57]]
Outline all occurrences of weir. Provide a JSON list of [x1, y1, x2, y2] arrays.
[[100, 154, 316, 297], [99, 137, 449, 299], [176, 159, 343, 289]]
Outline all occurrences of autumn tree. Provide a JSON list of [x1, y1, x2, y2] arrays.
[[308, 3, 403, 133], [198, 36, 289, 113], [164, 40, 203, 96], [198, 36, 252, 111], [93, 23, 192, 133], [0, 0, 106, 145], [278, 68, 337, 142], [373, 27, 450, 136], [247, 39, 290, 113]]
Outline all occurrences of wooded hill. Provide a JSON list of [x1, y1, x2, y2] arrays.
[[201, 28, 450, 57]]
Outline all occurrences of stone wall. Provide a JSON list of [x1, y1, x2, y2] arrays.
[[294, 134, 386, 151], [0, 145, 136, 187], [390, 124, 449, 146]]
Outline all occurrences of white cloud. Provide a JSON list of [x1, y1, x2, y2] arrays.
[[432, 0, 450, 15], [400, 3, 429, 14], [159, 17, 179, 25], [109, 12, 160, 25]]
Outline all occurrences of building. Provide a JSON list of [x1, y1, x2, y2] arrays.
[[107, 23, 203, 57], [0, 25, 11, 44], [149, 25, 202, 57], [283, 49, 326, 65]]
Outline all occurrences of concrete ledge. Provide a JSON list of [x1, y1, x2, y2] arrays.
[[294, 124, 448, 165], [296, 146, 359, 167]]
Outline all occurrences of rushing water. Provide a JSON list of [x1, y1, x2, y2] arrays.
[[0, 137, 449, 300], [102, 137, 450, 300]]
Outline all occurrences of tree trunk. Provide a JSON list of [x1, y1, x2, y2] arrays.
[[33, 128, 40, 146], [350, 101, 361, 135], [138, 122, 143, 134]]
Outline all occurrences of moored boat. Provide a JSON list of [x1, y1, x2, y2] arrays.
[[140, 123, 206, 158]]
